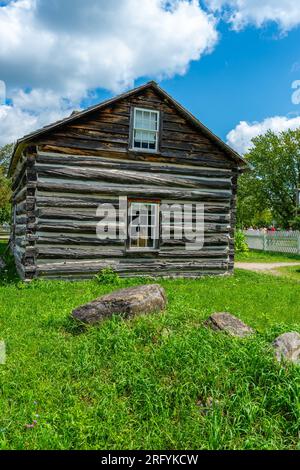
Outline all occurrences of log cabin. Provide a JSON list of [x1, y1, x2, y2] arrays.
[[8, 81, 248, 280]]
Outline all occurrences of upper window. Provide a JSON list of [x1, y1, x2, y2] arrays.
[[132, 108, 159, 152]]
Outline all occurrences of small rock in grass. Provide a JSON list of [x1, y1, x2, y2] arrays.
[[205, 312, 255, 338], [273, 332, 300, 364], [72, 283, 167, 324], [196, 396, 220, 415]]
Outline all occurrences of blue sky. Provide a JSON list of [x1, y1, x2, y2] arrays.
[[161, 24, 300, 137], [0, 0, 300, 153]]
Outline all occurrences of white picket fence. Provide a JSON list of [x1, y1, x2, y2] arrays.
[[244, 230, 300, 255]]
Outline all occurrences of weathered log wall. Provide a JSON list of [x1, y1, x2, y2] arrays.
[[10, 147, 38, 279], [11, 86, 239, 279]]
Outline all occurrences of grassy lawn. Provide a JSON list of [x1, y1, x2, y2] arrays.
[[0, 241, 300, 450], [276, 265, 300, 282], [236, 249, 300, 263]]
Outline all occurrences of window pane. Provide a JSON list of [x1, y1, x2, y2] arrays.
[[150, 113, 158, 130], [134, 109, 158, 131], [134, 129, 156, 150], [141, 131, 148, 141], [135, 130, 143, 140], [148, 132, 155, 143], [135, 118, 143, 128], [149, 120, 157, 131]]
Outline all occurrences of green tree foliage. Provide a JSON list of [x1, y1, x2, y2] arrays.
[[0, 166, 11, 224], [0, 143, 14, 172], [234, 230, 249, 253], [237, 129, 300, 228], [290, 216, 300, 230], [0, 144, 13, 224]]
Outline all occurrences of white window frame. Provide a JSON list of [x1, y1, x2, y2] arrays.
[[127, 201, 160, 252], [131, 107, 160, 153]]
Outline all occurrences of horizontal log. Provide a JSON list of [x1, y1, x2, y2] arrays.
[[16, 200, 27, 215], [37, 247, 124, 259], [15, 225, 26, 236], [36, 152, 234, 178], [38, 135, 128, 153], [36, 234, 124, 245], [161, 234, 230, 246], [35, 245, 229, 260], [16, 215, 27, 225], [38, 145, 234, 169], [35, 233, 229, 246], [36, 164, 232, 190], [161, 227, 229, 238], [37, 181, 232, 201], [37, 207, 124, 221], [36, 207, 229, 224], [15, 236, 26, 247], [70, 122, 129, 134], [36, 195, 121, 208], [55, 127, 128, 144], [35, 222, 123, 234], [35, 220, 229, 234], [38, 270, 231, 280], [36, 259, 230, 275]]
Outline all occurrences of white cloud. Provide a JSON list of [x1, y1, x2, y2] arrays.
[[0, 0, 219, 145], [0, 100, 73, 146], [226, 115, 300, 154], [0, 105, 39, 146], [206, 0, 300, 32]]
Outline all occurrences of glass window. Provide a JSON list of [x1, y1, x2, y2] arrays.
[[132, 108, 159, 151], [127, 201, 160, 251]]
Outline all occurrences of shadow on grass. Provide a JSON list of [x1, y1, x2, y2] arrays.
[[0, 241, 20, 285], [62, 315, 89, 336]]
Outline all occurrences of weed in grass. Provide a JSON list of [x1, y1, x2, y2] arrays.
[[95, 267, 121, 285]]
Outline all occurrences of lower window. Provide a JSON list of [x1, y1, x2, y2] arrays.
[[127, 200, 160, 251]]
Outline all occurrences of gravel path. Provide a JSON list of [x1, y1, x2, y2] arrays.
[[235, 262, 300, 276]]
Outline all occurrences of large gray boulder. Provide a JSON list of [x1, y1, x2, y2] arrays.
[[72, 283, 167, 324], [273, 332, 300, 364], [205, 312, 255, 338]]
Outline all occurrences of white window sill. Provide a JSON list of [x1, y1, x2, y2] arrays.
[[129, 147, 159, 154]]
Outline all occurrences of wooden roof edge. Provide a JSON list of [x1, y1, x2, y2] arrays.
[[8, 80, 248, 176]]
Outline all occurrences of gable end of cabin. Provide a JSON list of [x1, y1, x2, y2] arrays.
[[9, 82, 245, 280]]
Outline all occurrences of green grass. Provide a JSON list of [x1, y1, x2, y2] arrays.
[[0, 241, 300, 450], [276, 265, 300, 282], [236, 249, 300, 263]]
